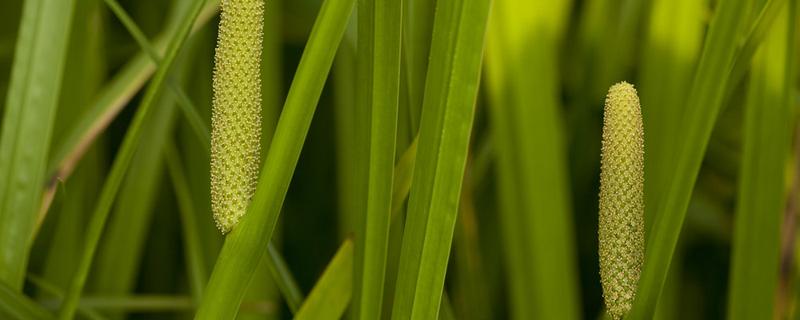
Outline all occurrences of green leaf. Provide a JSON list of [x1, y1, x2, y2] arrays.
[[353, 0, 403, 318], [484, 1, 579, 318], [0, 281, 52, 320], [629, 0, 754, 316], [265, 242, 305, 313], [728, 0, 790, 94], [43, 0, 220, 207], [727, 3, 794, 318], [40, 0, 107, 292], [194, 0, 354, 316], [0, 0, 77, 289], [294, 239, 354, 320], [101, 0, 210, 152], [26, 274, 106, 320], [168, 142, 305, 315], [390, 0, 490, 318], [638, 0, 705, 234], [89, 2, 199, 313], [242, 0, 286, 314], [165, 141, 209, 301], [56, 0, 209, 318]]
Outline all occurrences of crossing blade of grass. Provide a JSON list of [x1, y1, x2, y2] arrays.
[[0, 0, 77, 290], [727, 3, 794, 319], [628, 0, 754, 316], [353, 0, 403, 318], [90, 1, 197, 311], [175, 13, 222, 278], [728, 0, 789, 94], [638, 0, 704, 233], [102, 0, 211, 151], [294, 239, 354, 320], [265, 242, 304, 313], [40, 0, 107, 292], [391, 0, 490, 318], [167, 139, 305, 314], [154, 15, 303, 314], [484, 1, 579, 318], [165, 141, 208, 301], [26, 275, 105, 320], [0, 281, 52, 320], [90, 59, 179, 314], [48, 296, 276, 313], [194, 0, 354, 317], [55, 0, 208, 318], [41, 0, 220, 217]]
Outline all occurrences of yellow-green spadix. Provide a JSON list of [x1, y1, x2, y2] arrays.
[[599, 81, 644, 319], [211, 0, 264, 233]]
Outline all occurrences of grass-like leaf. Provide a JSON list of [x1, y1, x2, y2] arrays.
[[101, 0, 211, 151], [728, 0, 789, 94], [638, 0, 704, 234], [353, 0, 403, 318], [637, 0, 705, 317], [265, 242, 304, 313], [727, 3, 794, 318], [168, 141, 306, 314], [0, 0, 77, 289], [40, 0, 107, 292], [629, 0, 754, 316], [41, 0, 220, 217], [0, 281, 52, 320], [194, 0, 354, 317], [165, 140, 209, 301], [294, 239, 354, 320], [55, 0, 209, 318], [391, 0, 490, 318], [26, 275, 105, 320], [90, 49, 183, 314], [484, 1, 580, 318], [89, 2, 200, 314]]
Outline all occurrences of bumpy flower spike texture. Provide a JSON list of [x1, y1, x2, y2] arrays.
[[599, 81, 645, 319], [211, 0, 264, 233]]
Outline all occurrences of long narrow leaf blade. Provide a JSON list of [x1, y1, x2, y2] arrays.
[[194, 0, 354, 317], [353, 0, 403, 317], [0, 0, 77, 289], [56, 0, 209, 318], [728, 3, 794, 318], [630, 0, 753, 316], [294, 239, 354, 320], [0, 281, 52, 320], [44, 0, 219, 194], [391, 0, 490, 317]]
